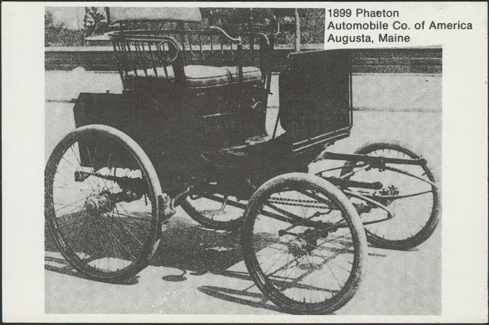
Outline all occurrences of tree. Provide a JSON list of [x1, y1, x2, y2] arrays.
[[45, 9, 84, 46], [45, 7, 324, 47], [84, 7, 108, 37]]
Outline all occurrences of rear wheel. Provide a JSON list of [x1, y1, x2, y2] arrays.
[[242, 173, 367, 314], [45, 125, 162, 282], [342, 142, 440, 250]]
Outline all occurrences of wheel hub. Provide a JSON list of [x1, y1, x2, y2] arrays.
[[282, 228, 325, 258], [284, 237, 309, 258], [379, 185, 400, 196], [378, 185, 400, 205], [85, 193, 113, 216]]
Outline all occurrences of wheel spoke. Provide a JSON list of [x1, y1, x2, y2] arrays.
[[109, 208, 144, 248], [105, 211, 137, 261], [54, 197, 87, 213]]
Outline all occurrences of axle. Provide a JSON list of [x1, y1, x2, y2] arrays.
[[85, 189, 142, 216], [74, 171, 148, 195]]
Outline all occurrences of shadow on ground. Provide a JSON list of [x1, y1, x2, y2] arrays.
[[46, 214, 255, 277], [44, 213, 244, 278], [45, 212, 403, 314], [45, 212, 283, 312]]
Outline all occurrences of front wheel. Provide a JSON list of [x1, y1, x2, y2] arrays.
[[241, 173, 367, 315], [342, 142, 440, 250], [45, 125, 163, 282]]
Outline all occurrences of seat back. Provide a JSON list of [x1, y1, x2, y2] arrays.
[[110, 32, 184, 82], [109, 27, 272, 93]]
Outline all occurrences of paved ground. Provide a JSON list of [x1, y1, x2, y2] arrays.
[[45, 70, 442, 315]]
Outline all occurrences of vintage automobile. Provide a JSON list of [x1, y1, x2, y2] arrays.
[[45, 7, 440, 314]]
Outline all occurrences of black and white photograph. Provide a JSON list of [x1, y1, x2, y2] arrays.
[[2, 2, 487, 322]]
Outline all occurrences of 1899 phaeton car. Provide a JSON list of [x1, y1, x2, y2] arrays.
[[45, 8, 440, 314]]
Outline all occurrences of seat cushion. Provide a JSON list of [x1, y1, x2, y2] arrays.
[[185, 65, 232, 88], [224, 66, 262, 83], [125, 65, 262, 89]]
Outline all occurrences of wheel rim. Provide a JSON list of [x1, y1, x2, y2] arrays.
[[243, 179, 363, 313], [45, 128, 158, 279], [346, 147, 438, 245]]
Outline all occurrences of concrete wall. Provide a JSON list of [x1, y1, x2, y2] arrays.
[[45, 46, 442, 74]]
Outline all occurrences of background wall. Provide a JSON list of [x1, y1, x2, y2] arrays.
[[45, 46, 442, 74]]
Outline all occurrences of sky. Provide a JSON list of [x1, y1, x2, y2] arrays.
[[46, 7, 91, 30]]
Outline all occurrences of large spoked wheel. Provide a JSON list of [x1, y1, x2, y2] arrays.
[[45, 125, 163, 282], [242, 173, 367, 315], [342, 142, 440, 250], [180, 193, 245, 231]]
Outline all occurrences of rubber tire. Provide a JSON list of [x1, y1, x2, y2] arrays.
[[342, 142, 440, 250], [180, 196, 243, 231], [45, 125, 163, 282], [241, 173, 367, 315]]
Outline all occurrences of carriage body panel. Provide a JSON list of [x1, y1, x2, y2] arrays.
[[279, 49, 353, 156], [72, 49, 355, 189]]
